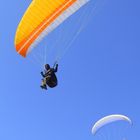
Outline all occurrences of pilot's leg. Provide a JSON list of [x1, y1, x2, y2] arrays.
[[45, 75, 51, 83], [40, 79, 47, 90]]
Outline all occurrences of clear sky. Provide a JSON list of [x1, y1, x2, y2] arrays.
[[0, 0, 139, 139]]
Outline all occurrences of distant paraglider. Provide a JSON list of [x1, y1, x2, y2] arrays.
[[92, 114, 132, 135]]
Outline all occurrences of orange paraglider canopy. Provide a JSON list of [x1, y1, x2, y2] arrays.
[[15, 0, 89, 57]]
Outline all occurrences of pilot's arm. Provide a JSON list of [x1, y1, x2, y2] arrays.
[[54, 64, 58, 72], [41, 71, 45, 77]]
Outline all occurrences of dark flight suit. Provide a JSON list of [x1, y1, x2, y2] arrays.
[[41, 64, 58, 90]]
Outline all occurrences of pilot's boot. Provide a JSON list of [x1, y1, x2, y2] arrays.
[[40, 85, 47, 90]]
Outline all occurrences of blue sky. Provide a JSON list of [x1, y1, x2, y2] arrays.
[[0, 0, 140, 139]]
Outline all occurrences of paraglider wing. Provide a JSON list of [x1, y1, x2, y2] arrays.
[[92, 114, 132, 135], [15, 0, 89, 57]]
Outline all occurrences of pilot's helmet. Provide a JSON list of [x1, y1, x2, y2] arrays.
[[45, 64, 50, 70]]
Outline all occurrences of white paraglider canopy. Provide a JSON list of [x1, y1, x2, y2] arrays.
[[92, 114, 132, 135]]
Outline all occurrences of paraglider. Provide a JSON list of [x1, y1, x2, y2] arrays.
[[91, 114, 132, 135], [14, 0, 92, 89], [40, 63, 58, 90]]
